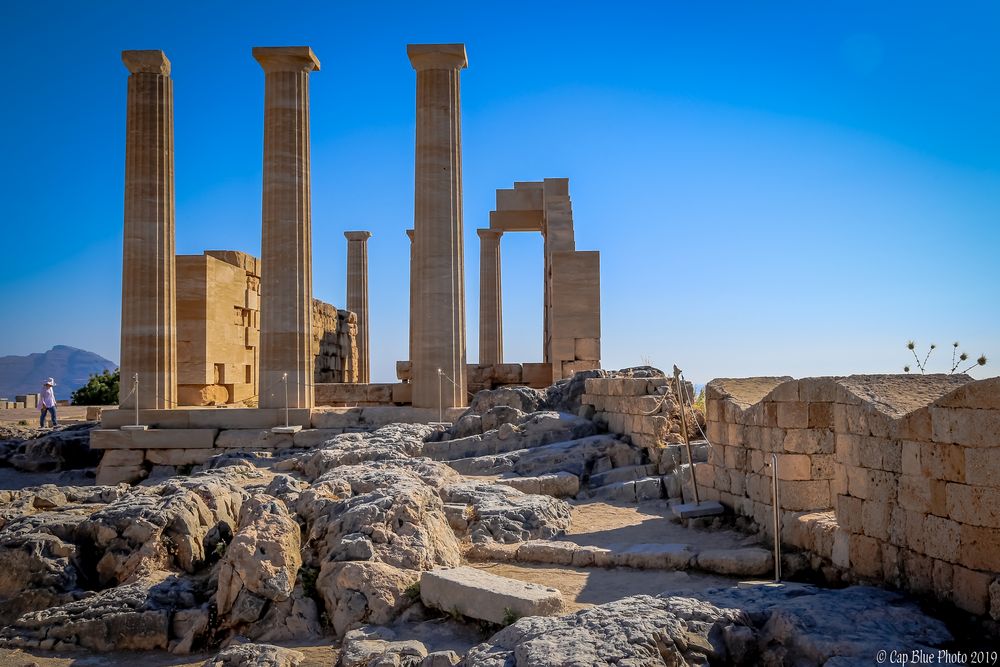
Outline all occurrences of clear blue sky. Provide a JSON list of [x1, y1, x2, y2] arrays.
[[1, 1, 998, 385]]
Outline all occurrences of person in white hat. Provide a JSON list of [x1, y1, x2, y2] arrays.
[[39, 378, 58, 428]]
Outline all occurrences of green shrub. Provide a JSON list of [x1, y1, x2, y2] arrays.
[[71, 369, 119, 405]]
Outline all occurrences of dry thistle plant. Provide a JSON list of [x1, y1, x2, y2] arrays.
[[904, 340, 987, 375]]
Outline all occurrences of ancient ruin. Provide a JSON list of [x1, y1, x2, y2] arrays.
[[119, 50, 177, 411], [176, 250, 359, 407], [408, 44, 470, 410]]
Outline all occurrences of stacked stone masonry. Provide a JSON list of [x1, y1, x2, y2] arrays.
[[581, 377, 697, 450], [0, 395, 39, 410], [176, 250, 358, 406], [483, 179, 601, 381], [703, 374, 1000, 618], [91, 405, 466, 484]]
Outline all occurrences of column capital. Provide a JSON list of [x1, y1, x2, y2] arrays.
[[405, 229, 415, 241], [344, 230, 373, 242], [122, 50, 170, 76], [253, 46, 320, 73], [477, 228, 502, 240], [407, 43, 467, 71]]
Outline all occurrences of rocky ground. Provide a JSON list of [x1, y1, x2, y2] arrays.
[[0, 371, 975, 666]]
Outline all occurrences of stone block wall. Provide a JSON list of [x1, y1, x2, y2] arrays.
[[703, 373, 1000, 617], [312, 300, 359, 384], [580, 375, 698, 450], [0, 394, 38, 410], [396, 362, 555, 394], [175, 249, 359, 405]]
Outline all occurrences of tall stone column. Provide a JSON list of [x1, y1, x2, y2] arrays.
[[477, 228, 503, 365], [120, 50, 177, 410], [344, 231, 372, 383], [406, 228, 415, 363], [408, 44, 469, 409], [253, 46, 320, 409]]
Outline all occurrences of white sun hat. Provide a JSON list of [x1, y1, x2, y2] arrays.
[[44, 378, 56, 386]]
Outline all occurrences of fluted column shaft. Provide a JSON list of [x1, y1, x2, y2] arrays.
[[408, 44, 469, 409], [254, 47, 320, 409], [120, 50, 177, 410], [477, 229, 503, 365], [345, 231, 372, 383]]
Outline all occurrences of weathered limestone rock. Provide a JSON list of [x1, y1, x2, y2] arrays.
[[76, 472, 246, 585], [282, 423, 433, 481], [703, 583, 953, 665], [217, 496, 302, 629], [254, 46, 320, 409], [340, 627, 429, 667], [441, 482, 572, 543], [301, 465, 462, 571], [424, 411, 597, 461], [421, 566, 562, 625], [496, 471, 580, 498], [318, 560, 419, 637], [0, 573, 199, 652], [466, 386, 546, 415], [408, 43, 469, 410], [446, 434, 643, 484], [119, 49, 177, 410], [345, 231, 373, 383], [0, 510, 86, 625], [204, 642, 305, 667], [7, 424, 99, 472], [463, 594, 750, 666]]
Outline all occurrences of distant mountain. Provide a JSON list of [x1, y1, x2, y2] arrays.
[[0, 345, 118, 401]]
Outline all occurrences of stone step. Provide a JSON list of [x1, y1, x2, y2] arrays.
[[467, 539, 773, 577], [496, 471, 580, 497], [588, 464, 657, 488], [586, 476, 664, 502], [420, 566, 563, 625], [90, 428, 218, 449]]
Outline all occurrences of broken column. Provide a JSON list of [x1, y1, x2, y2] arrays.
[[477, 228, 503, 365], [119, 50, 177, 410], [253, 46, 320, 409], [344, 231, 372, 383], [407, 44, 469, 409]]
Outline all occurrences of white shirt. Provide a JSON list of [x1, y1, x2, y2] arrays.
[[40, 387, 56, 408]]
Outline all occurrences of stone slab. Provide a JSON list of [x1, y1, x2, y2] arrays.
[[420, 566, 562, 625], [672, 500, 725, 519], [89, 428, 218, 449]]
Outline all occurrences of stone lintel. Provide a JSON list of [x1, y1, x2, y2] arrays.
[[489, 209, 544, 232], [344, 230, 373, 241], [252, 46, 321, 72], [477, 228, 503, 240], [407, 43, 468, 71], [122, 50, 171, 76]]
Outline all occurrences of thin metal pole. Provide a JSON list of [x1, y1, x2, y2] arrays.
[[133, 373, 139, 426], [771, 452, 782, 582], [437, 369, 443, 423], [283, 372, 289, 428], [673, 365, 699, 505]]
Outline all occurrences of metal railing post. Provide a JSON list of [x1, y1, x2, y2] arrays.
[[437, 368, 443, 423], [282, 372, 289, 428], [771, 452, 782, 582]]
